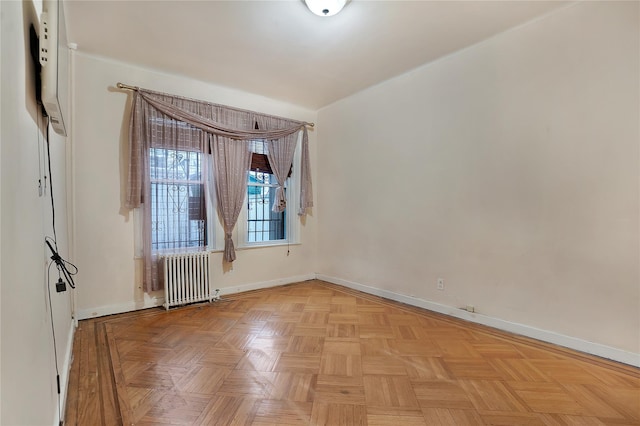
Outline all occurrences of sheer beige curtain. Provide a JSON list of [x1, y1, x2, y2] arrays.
[[256, 116, 298, 212], [131, 89, 313, 215], [126, 88, 314, 290], [298, 129, 313, 215], [126, 91, 207, 291], [210, 136, 251, 262]]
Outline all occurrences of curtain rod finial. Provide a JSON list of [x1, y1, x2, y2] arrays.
[[117, 82, 139, 91]]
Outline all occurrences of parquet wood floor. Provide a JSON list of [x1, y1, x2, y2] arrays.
[[64, 280, 640, 425]]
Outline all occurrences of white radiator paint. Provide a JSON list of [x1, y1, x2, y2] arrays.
[[163, 252, 212, 309], [317, 274, 640, 368]]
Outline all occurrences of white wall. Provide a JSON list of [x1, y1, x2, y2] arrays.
[[1, 1, 75, 425], [72, 53, 318, 317], [317, 1, 639, 356]]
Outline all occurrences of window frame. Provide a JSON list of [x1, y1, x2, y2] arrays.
[[245, 170, 287, 244], [212, 133, 302, 251], [135, 134, 302, 258], [148, 148, 209, 253], [134, 149, 215, 259]]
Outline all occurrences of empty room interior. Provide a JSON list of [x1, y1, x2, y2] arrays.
[[1, 0, 639, 425]]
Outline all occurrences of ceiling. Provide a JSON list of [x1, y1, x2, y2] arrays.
[[64, 0, 570, 110]]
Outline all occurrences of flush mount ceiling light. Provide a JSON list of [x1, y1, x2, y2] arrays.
[[304, 0, 347, 17]]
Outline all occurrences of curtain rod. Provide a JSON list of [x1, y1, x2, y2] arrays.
[[116, 82, 315, 127], [116, 82, 139, 91]]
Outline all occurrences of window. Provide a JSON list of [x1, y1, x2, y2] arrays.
[[137, 137, 300, 257], [244, 139, 292, 245], [247, 170, 286, 243], [149, 148, 207, 251]]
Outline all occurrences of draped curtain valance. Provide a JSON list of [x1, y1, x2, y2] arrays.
[[124, 87, 313, 290], [126, 88, 313, 216]]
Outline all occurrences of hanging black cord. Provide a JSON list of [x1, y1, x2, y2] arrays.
[[44, 117, 78, 288], [43, 115, 74, 426], [46, 121, 58, 247], [46, 259, 63, 425], [46, 236, 78, 289]]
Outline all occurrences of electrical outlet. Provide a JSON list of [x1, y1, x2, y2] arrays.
[[437, 278, 444, 291]]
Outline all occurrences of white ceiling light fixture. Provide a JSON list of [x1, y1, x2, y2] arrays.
[[304, 0, 347, 17]]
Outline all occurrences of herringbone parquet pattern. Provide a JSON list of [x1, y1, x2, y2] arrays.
[[65, 280, 640, 425]]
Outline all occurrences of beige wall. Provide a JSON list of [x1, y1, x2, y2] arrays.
[[72, 53, 318, 317], [72, 1, 638, 360], [1, 1, 75, 424], [317, 1, 639, 354]]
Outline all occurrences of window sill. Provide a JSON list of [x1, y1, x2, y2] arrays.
[[231, 240, 302, 251], [134, 242, 301, 259]]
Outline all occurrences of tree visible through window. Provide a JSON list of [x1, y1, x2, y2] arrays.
[[149, 148, 207, 251]]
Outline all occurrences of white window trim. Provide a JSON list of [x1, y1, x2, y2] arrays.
[[133, 207, 144, 259]]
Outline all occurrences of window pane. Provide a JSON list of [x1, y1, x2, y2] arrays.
[[150, 148, 206, 251], [247, 171, 285, 243], [150, 148, 202, 181], [248, 170, 279, 185], [250, 139, 267, 155]]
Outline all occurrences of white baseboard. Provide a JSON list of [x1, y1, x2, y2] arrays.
[[57, 321, 76, 426], [218, 273, 317, 297], [317, 274, 640, 368], [76, 273, 317, 320], [76, 296, 165, 320], [75, 272, 639, 367]]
